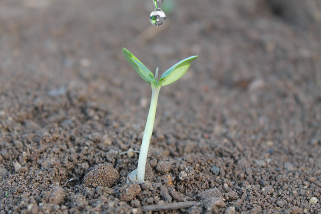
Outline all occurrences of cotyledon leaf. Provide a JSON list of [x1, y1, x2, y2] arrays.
[[122, 48, 155, 84], [160, 56, 198, 86]]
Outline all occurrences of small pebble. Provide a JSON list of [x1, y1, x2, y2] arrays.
[[309, 197, 318, 205], [276, 200, 285, 207], [179, 171, 188, 181], [127, 149, 135, 157], [266, 141, 274, 147], [101, 135, 112, 146], [132, 208, 139, 214], [249, 79, 265, 91], [211, 166, 220, 176], [309, 177, 317, 183], [149, 159, 157, 168], [13, 162, 22, 172]]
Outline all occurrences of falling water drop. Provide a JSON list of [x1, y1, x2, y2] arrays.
[[150, 9, 166, 26], [153, 0, 163, 9]]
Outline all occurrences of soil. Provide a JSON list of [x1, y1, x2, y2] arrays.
[[0, 0, 321, 213]]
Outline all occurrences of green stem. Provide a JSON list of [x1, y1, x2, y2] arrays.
[[136, 85, 160, 182]]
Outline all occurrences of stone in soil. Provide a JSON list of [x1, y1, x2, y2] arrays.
[[211, 166, 220, 175]]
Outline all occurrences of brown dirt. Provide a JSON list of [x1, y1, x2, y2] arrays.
[[0, 0, 321, 213]]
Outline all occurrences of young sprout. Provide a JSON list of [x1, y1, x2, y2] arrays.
[[122, 48, 198, 182]]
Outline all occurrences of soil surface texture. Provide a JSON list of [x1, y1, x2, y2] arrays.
[[1, 0, 321, 213]]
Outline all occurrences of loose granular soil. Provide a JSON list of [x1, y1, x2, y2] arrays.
[[0, 0, 321, 213]]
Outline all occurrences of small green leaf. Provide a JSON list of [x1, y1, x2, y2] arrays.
[[160, 56, 198, 86], [122, 48, 155, 84]]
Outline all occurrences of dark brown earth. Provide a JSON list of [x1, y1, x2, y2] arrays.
[[1, 0, 321, 213]]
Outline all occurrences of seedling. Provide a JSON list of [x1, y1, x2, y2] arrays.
[[122, 48, 198, 182]]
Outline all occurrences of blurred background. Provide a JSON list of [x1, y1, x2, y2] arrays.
[[0, 0, 320, 138], [0, 0, 320, 94], [0, 0, 320, 144]]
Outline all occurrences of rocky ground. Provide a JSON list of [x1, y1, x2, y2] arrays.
[[0, 0, 321, 213]]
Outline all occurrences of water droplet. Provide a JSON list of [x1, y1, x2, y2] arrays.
[[153, 0, 163, 9], [150, 9, 166, 26]]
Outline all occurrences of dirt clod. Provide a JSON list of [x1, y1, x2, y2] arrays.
[[72, 195, 88, 208], [120, 184, 141, 201], [84, 164, 120, 187], [96, 186, 115, 195], [48, 187, 65, 205], [159, 185, 172, 202], [197, 188, 222, 200], [204, 197, 226, 211], [0, 168, 8, 181], [155, 161, 172, 174]]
